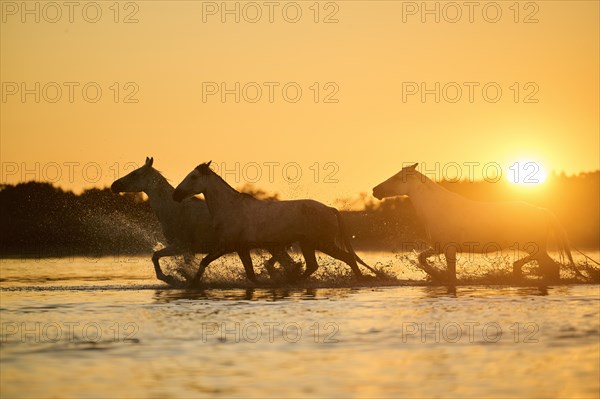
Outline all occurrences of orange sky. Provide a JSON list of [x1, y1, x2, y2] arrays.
[[1, 1, 598, 204]]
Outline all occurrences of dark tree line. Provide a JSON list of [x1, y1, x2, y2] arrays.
[[0, 182, 161, 257]]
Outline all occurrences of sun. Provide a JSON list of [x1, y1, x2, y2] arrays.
[[506, 160, 548, 186]]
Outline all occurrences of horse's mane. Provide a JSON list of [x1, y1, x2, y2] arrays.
[[414, 170, 458, 197], [203, 166, 246, 197], [149, 167, 174, 188]]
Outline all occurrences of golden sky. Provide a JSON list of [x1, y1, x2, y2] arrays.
[[1, 1, 598, 204]]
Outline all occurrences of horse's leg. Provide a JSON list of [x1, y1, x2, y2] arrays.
[[263, 254, 278, 279], [318, 244, 363, 278], [278, 247, 302, 277], [237, 248, 258, 284], [298, 242, 319, 280], [178, 252, 197, 282], [417, 248, 443, 280], [267, 246, 301, 280], [512, 254, 532, 279], [183, 253, 194, 264], [443, 246, 457, 283], [193, 249, 226, 286], [151, 245, 182, 286], [262, 250, 277, 278], [535, 251, 560, 281]]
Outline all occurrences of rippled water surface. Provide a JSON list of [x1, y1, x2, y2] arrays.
[[1, 255, 599, 398]]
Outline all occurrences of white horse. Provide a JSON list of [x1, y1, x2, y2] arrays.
[[111, 157, 297, 285], [372, 163, 574, 282], [173, 161, 378, 285]]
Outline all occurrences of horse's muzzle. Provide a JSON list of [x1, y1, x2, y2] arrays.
[[110, 181, 122, 193], [372, 188, 383, 200]]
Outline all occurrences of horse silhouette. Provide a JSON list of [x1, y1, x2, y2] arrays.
[[173, 161, 378, 286], [111, 157, 298, 286], [373, 163, 574, 282]]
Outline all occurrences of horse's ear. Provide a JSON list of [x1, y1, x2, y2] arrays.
[[195, 161, 212, 173], [410, 163, 418, 169], [145, 157, 153, 167]]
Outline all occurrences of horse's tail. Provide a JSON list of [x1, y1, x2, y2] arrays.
[[547, 211, 575, 266], [545, 210, 585, 280], [334, 210, 379, 275]]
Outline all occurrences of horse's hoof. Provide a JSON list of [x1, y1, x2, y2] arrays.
[[186, 278, 203, 289], [370, 270, 389, 280], [282, 273, 302, 284], [428, 272, 453, 284], [281, 268, 302, 283], [540, 264, 560, 283], [542, 273, 560, 284], [157, 274, 172, 284], [162, 275, 185, 288], [427, 272, 442, 281]]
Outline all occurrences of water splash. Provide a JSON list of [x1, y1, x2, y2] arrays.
[[403, 250, 600, 285], [76, 207, 161, 253], [150, 249, 599, 289]]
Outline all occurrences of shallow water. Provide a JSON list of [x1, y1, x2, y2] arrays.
[[1, 254, 599, 398]]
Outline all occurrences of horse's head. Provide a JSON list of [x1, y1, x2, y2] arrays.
[[372, 163, 421, 199], [111, 157, 155, 193], [173, 161, 212, 202]]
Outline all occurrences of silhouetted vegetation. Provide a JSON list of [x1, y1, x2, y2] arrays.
[[1, 172, 598, 258], [0, 182, 161, 257]]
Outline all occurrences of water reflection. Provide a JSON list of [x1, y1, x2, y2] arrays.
[[420, 285, 553, 299], [422, 285, 457, 297], [150, 284, 558, 304], [517, 286, 549, 296], [152, 287, 337, 303]]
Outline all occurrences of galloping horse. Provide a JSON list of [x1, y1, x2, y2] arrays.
[[372, 163, 574, 281], [173, 161, 378, 285], [111, 157, 297, 285]]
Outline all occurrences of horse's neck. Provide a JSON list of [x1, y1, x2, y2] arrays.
[[204, 174, 242, 219], [144, 174, 177, 227], [408, 179, 455, 234]]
